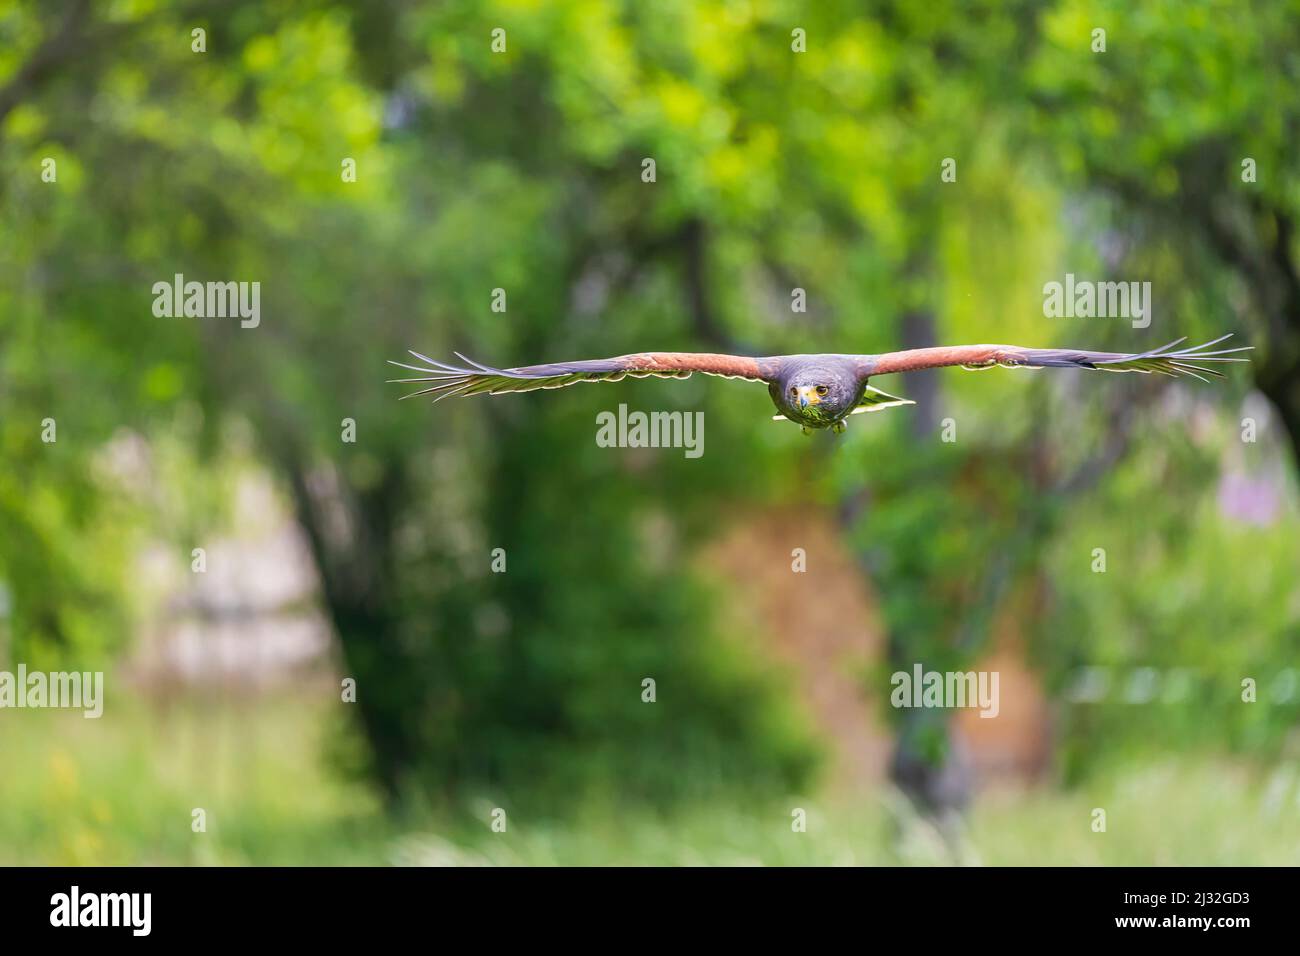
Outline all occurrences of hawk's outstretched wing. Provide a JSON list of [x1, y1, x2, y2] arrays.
[[863, 335, 1251, 383], [388, 350, 776, 401]]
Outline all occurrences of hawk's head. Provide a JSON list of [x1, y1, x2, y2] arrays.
[[771, 358, 863, 428]]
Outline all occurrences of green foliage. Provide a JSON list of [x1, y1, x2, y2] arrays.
[[2, 0, 1299, 823], [3, 699, 1297, 865]]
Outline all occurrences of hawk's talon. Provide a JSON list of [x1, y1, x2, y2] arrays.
[[800, 425, 813, 436], [831, 420, 847, 434]]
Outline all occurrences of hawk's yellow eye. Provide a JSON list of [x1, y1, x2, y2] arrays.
[[815, 385, 829, 396]]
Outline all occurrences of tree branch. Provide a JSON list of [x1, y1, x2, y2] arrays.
[[0, 1, 92, 130]]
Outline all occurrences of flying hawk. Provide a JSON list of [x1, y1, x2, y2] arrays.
[[389, 335, 1250, 434]]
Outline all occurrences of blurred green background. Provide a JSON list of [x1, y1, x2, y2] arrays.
[[2, 0, 1299, 865]]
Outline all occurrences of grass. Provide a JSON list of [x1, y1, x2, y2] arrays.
[[2, 693, 1297, 865]]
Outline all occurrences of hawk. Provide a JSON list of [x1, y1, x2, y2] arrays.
[[389, 335, 1250, 434]]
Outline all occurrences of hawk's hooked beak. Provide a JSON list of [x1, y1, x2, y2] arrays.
[[796, 385, 821, 409]]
